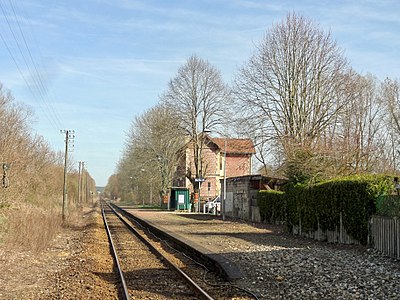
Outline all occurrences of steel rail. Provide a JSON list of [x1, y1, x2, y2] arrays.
[[105, 201, 215, 300], [101, 203, 131, 300]]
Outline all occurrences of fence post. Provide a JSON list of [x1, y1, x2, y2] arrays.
[[395, 218, 398, 259], [339, 212, 343, 244], [370, 215, 400, 260]]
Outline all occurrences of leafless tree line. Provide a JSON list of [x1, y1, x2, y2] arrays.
[[110, 104, 185, 204], [108, 12, 400, 201], [0, 83, 96, 210], [0, 83, 59, 208], [110, 55, 230, 203], [0, 82, 96, 250], [233, 13, 400, 182]]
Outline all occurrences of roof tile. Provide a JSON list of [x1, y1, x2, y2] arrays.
[[210, 137, 256, 154]]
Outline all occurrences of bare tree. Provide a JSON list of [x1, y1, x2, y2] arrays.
[[117, 103, 185, 204], [338, 74, 387, 173], [300, 72, 389, 180], [233, 13, 352, 181], [161, 55, 230, 192], [0, 82, 99, 252], [104, 174, 121, 201], [381, 78, 400, 170]]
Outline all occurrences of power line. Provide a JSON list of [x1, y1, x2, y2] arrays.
[[0, 0, 64, 131], [7, 0, 63, 129]]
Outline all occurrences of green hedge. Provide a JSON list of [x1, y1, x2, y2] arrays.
[[376, 195, 400, 218], [257, 190, 286, 224], [258, 175, 394, 245]]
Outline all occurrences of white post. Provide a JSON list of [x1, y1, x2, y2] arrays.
[[198, 181, 201, 213]]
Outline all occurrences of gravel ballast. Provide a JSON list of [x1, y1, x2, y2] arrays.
[[1, 206, 398, 300], [129, 210, 400, 300]]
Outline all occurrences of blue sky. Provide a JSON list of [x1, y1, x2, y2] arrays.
[[0, 0, 399, 186]]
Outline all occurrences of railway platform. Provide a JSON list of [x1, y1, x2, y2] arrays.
[[120, 208, 400, 300], [122, 208, 281, 281]]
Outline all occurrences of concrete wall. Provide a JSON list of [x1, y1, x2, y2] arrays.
[[224, 176, 254, 221], [222, 175, 286, 222]]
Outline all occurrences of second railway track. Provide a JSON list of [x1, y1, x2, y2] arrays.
[[103, 202, 211, 299], [102, 202, 256, 300]]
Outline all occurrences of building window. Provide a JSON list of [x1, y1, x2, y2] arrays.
[[220, 158, 223, 171], [208, 182, 211, 191]]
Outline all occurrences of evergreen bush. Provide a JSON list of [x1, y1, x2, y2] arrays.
[[258, 175, 394, 245], [257, 190, 285, 224]]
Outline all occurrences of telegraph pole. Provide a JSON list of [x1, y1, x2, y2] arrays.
[[81, 162, 86, 203], [78, 161, 83, 205], [81, 162, 89, 204], [61, 130, 74, 221]]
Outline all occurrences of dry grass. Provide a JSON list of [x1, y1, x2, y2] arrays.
[[0, 212, 8, 245], [62, 205, 87, 228], [2, 202, 98, 253], [5, 205, 62, 253]]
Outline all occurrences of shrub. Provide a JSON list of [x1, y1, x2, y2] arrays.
[[376, 195, 400, 218], [284, 174, 394, 244], [258, 175, 394, 244], [5, 205, 62, 253], [257, 190, 286, 224]]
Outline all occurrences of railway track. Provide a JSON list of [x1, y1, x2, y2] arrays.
[[102, 202, 256, 300], [102, 201, 211, 299]]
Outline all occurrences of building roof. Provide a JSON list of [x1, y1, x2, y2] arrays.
[[221, 174, 288, 187], [210, 137, 256, 154]]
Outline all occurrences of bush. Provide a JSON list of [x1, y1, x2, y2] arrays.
[[258, 175, 394, 245], [376, 195, 400, 218], [257, 190, 286, 224], [5, 205, 62, 253], [284, 174, 394, 244]]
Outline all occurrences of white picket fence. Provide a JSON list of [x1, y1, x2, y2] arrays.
[[291, 214, 400, 260], [370, 216, 400, 260], [291, 213, 359, 244]]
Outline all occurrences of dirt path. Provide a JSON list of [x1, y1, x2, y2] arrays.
[[0, 207, 118, 300]]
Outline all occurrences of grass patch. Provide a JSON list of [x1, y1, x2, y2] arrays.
[[0, 213, 9, 246], [5, 206, 62, 253]]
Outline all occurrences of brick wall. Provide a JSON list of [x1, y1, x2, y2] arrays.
[[176, 139, 253, 202], [225, 154, 251, 177]]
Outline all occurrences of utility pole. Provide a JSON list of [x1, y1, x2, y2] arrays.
[[222, 139, 226, 221], [61, 130, 74, 221], [78, 161, 83, 205], [85, 164, 89, 204], [81, 162, 86, 203]]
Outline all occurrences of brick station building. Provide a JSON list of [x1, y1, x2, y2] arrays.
[[172, 135, 256, 204]]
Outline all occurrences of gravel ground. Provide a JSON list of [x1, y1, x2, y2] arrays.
[[1, 206, 398, 300], [129, 210, 400, 300], [104, 206, 199, 299], [0, 206, 118, 300]]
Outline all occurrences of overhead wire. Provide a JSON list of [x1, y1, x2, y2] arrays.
[[0, 0, 64, 131], [8, 0, 64, 130]]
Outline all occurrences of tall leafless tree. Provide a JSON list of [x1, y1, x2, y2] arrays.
[[233, 13, 352, 181], [117, 103, 185, 204], [161, 55, 230, 191], [311, 73, 389, 178], [381, 78, 400, 170]]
